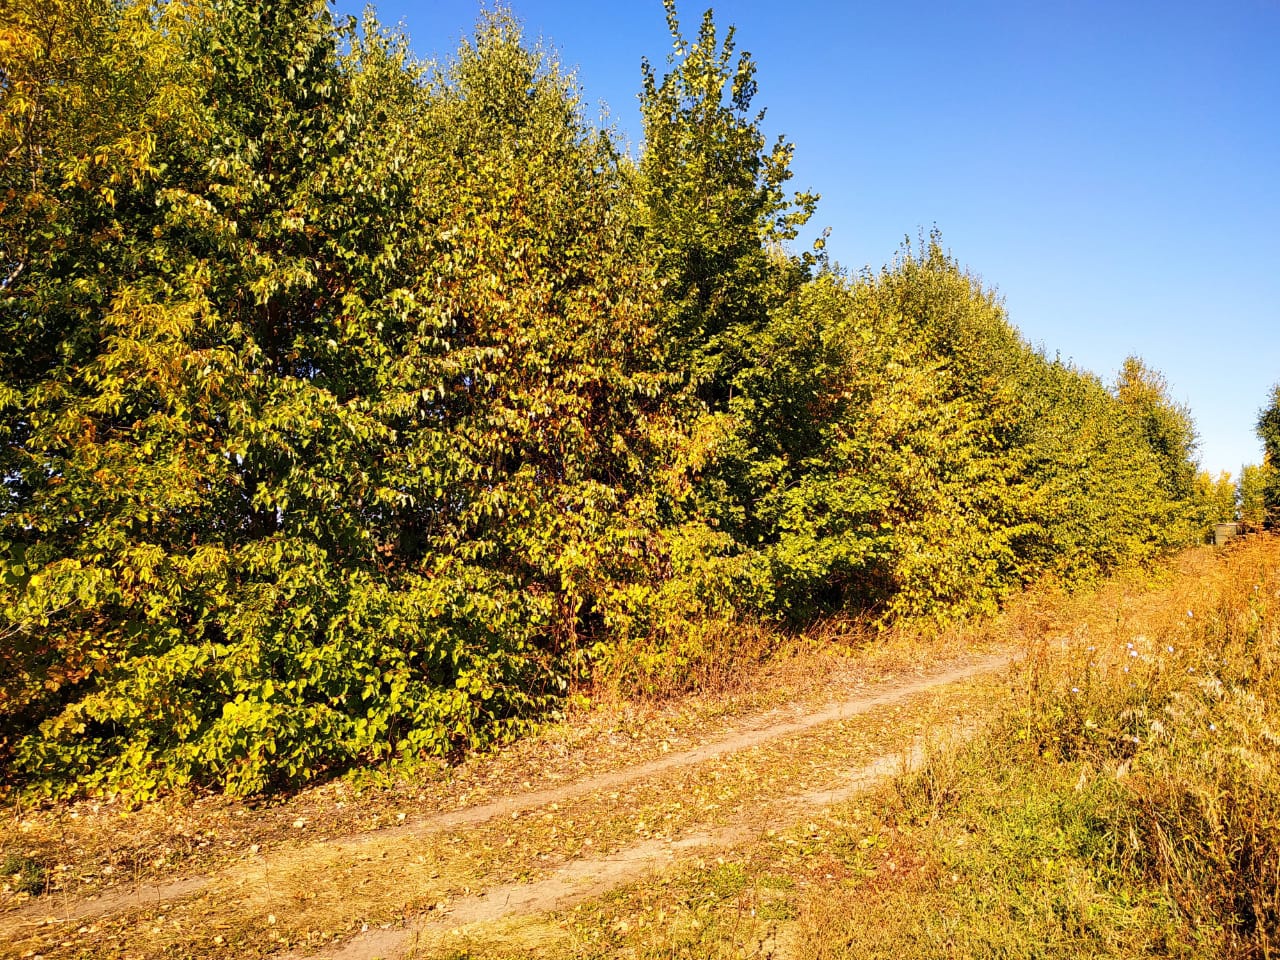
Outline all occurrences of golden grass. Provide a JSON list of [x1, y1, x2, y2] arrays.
[[520, 537, 1280, 960], [1, 675, 1004, 958]]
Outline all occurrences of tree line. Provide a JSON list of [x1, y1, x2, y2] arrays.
[[0, 0, 1216, 798]]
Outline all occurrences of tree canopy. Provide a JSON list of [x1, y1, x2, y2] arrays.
[[0, 0, 1211, 800]]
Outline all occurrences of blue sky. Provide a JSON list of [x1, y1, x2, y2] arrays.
[[338, 0, 1280, 477]]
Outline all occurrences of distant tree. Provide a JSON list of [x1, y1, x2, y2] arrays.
[[1239, 464, 1270, 528], [1259, 385, 1280, 528], [1193, 470, 1238, 529], [769, 238, 1186, 621], [1114, 357, 1199, 506]]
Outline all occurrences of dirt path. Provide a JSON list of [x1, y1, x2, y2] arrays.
[[336, 651, 1011, 845], [1, 651, 1013, 959], [320, 745, 940, 960]]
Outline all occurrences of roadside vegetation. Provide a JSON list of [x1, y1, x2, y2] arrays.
[[0, 538, 1274, 958], [1, 0, 1233, 804], [531, 536, 1280, 960], [1257, 386, 1280, 528]]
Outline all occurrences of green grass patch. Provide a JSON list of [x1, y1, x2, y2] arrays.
[[1, 850, 46, 896]]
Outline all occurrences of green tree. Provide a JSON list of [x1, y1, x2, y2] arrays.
[[1258, 385, 1280, 528], [638, 0, 816, 405], [1, 0, 706, 799], [402, 10, 676, 661], [1015, 360, 1172, 576], [1193, 470, 1238, 529], [802, 239, 1189, 618], [1239, 463, 1270, 528], [2, 1, 574, 798], [838, 239, 1033, 618], [1114, 357, 1200, 523], [633, 0, 836, 625], [1, 0, 212, 784], [0, 0, 1215, 799]]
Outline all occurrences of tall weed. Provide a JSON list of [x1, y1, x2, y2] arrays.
[[991, 537, 1280, 956], [790, 537, 1280, 958]]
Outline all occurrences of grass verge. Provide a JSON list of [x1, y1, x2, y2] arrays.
[[507, 537, 1280, 960]]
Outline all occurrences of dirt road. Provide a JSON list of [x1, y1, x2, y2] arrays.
[[2, 651, 1014, 960]]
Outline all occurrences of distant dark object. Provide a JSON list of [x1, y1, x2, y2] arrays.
[[1213, 522, 1244, 546]]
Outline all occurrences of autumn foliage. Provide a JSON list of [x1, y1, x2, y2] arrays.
[[0, 0, 1208, 798]]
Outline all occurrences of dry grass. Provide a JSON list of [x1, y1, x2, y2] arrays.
[[0, 625, 1003, 959], [510, 537, 1280, 960], [0, 674, 1004, 958]]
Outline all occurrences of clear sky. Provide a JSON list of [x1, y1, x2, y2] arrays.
[[336, 0, 1280, 477]]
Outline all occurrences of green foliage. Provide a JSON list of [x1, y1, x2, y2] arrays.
[[1193, 469, 1239, 530], [405, 12, 672, 662], [838, 240, 1038, 618], [638, 0, 816, 403], [1021, 358, 1191, 574], [0, 0, 620, 798], [1113, 356, 1201, 541], [0, 0, 1206, 799], [754, 239, 1192, 622], [753, 275, 896, 617], [1115, 358, 1198, 499], [1239, 463, 1271, 528], [1258, 384, 1280, 527], [0, 851, 47, 896]]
